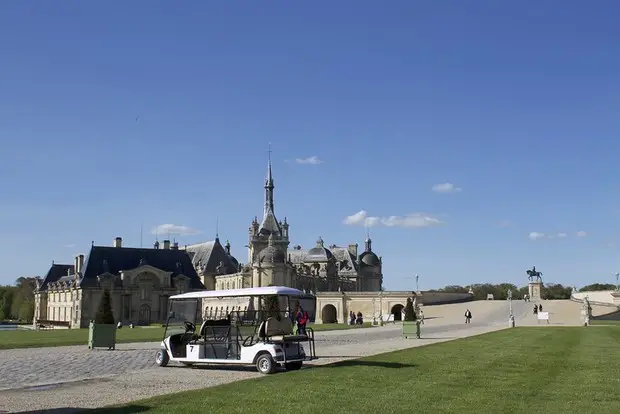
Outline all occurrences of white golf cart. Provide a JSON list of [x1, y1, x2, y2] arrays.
[[155, 286, 317, 374]]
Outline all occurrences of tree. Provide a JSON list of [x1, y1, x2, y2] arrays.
[[18, 300, 34, 323], [580, 283, 616, 292], [262, 295, 281, 320], [94, 289, 115, 324], [0, 287, 16, 321], [9, 277, 38, 321], [404, 297, 417, 321], [543, 283, 572, 300], [438, 285, 469, 294]]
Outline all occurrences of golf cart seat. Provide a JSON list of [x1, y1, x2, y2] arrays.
[[260, 317, 308, 342]]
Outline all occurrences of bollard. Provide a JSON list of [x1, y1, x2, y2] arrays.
[[509, 315, 515, 328]]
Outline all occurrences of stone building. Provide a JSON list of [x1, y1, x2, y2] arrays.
[[33, 237, 204, 328], [188, 154, 384, 295]]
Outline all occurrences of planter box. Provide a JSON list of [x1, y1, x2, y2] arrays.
[[88, 321, 117, 350], [402, 321, 420, 339]]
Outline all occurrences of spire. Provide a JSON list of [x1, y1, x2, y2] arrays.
[[259, 144, 281, 236], [365, 227, 372, 252], [264, 142, 274, 212], [215, 216, 219, 242]]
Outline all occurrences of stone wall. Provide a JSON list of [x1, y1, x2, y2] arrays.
[[315, 290, 474, 324], [417, 291, 473, 305]]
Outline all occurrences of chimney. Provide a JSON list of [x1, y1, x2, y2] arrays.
[[78, 254, 85, 275], [163, 239, 170, 249], [74, 256, 79, 275], [172, 242, 179, 250], [348, 243, 358, 258], [114, 237, 122, 248]]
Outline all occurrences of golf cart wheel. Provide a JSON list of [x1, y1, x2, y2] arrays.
[[156, 349, 169, 367], [256, 353, 276, 374], [285, 361, 303, 371]]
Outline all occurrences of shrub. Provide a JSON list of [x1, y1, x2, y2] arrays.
[[262, 295, 281, 320], [94, 289, 115, 324], [404, 297, 417, 322]]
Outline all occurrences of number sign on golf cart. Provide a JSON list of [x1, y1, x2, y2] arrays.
[[156, 286, 317, 374]]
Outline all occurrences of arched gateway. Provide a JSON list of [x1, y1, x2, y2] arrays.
[[321, 304, 338, 324], [391, 304, 405, 321]]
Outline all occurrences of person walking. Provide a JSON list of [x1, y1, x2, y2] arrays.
[[464, 309, 472, 323]]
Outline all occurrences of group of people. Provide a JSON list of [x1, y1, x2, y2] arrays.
[[533, 304, 543, 314], [349, 311, 364, 325]]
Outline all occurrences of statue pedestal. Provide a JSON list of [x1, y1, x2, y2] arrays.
[[528, 282, 542, 301]]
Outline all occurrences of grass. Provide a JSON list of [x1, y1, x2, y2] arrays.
[[0, 322, 371, 350], [96, 327, 620, 414]]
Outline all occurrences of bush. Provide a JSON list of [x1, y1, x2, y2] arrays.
[[94, 289, 115, 324], [404, 297, 417, 322], [262, 295, 281, 320]]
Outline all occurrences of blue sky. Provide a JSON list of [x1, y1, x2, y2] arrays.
[[1, 1, 619, 289]]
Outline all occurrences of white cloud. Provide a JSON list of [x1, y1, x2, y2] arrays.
[[432, 182, 462, 193], [556, 232, 568, 238], [343, 211, 368, 226], [295, 156, 323, 165], [343, 210, 444, 228], [576, 231, 587, 237], [528, 232, 546, 240], [151, 224, 201, 236]]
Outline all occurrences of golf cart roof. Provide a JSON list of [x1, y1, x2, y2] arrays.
[[169, 286, 308, 300]]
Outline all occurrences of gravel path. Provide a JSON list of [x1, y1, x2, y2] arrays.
[[0, 301, 542, 413]]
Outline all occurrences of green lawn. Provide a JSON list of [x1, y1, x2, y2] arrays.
[[0, 323, 371, 350], [96, 327, 620, 414]]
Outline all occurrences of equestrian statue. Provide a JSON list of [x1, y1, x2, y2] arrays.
[[526, 266, 543, 283]]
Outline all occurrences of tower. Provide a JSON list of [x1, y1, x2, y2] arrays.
[[248, 147, 290, 264]]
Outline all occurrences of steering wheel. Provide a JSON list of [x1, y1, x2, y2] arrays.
[[183, 321, 196, 333]]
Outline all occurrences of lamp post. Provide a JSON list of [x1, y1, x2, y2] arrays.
[[372, 298, 377, 326], [615, 273, 619, 292], [508, 289, 515, 328], [378, 289, 384, 326], [415, 274, 419, 293]]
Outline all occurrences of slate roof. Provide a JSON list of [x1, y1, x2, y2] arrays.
[[39, 264, 75, 290], [77, 245, 204, 289], [288, 245, 360, 273], [184, 238, 240, 275]]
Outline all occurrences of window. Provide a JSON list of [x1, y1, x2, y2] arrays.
[[140, 285, 148, 301]]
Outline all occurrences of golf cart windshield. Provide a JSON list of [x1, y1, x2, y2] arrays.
[[164, 298, 200, 338]]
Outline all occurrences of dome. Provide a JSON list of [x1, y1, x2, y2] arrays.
[[258, 246, 285, 263], [305, 237, 333, 262], [258, 233, 285, 263], [359, 251, 381, 267]]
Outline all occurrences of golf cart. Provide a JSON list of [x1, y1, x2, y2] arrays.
[[156, 286, 317, 374]]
